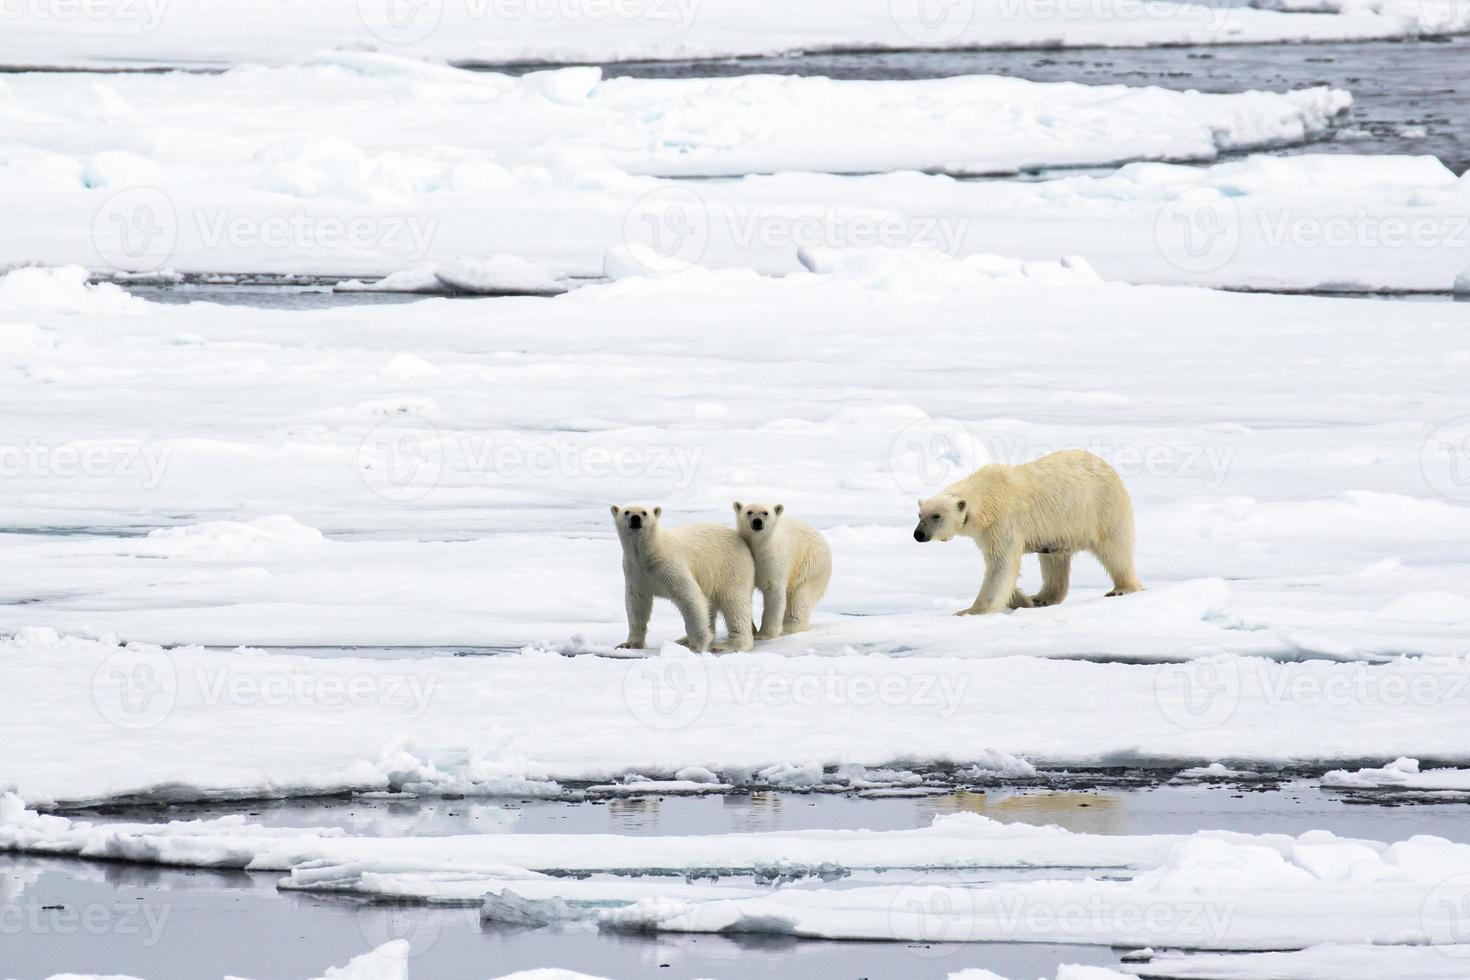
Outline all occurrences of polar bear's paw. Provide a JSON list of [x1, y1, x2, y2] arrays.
[[1105, 585, 1145, 597], [616, 641, 645, 650]]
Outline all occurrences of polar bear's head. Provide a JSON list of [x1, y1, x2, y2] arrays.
[[612, 503, 661, 538], [733, 501, 783, 537], [913, 494, 966, 543]]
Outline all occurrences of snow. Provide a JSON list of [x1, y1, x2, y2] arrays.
[[8, 60, 1463, 292], [1, 264, 1468, 658], [0, 798, 1183, 875], [11, 794, 1470, 954], [0, 264, 145, 316], [3, 0, 1464, 71], [430, 255, 567, 296], [0, 61, 1373, 290], [1, 259, 1469, 813], [8, 633, 1470, 808], [1322, 757, 1470, 791], [5, 5, 1469, 980], [1129, 943, 1470, 978], [0, 61, 1349, 211], [593, 829, 1470, 947], [9, 72, 1466, 290]]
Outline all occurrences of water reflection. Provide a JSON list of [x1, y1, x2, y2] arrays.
[[920, 790, 1123, 835], [723, 791, 784, 834], [607, 796, 662, 834]]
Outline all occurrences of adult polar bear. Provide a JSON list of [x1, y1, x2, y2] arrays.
[[612, 504, 755, 652], [913, 450, 1144, 616]]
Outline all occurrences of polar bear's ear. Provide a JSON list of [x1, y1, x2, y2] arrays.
[[653, 506, 662, 518], [610, 504, 620, 516], [774, 504, 784, 516], [956, 500, 966, 512], [732, 501, 743, 513]]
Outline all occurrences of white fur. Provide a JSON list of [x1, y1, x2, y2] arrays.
[[613, 504, 755, 652], [913, 449, 1144, 616], [733, 502, 832, 639]]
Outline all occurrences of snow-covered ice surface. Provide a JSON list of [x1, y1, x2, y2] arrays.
[[0, 59, 1366, 288], [3, 0, 1466, 71], [9, 626, 1470, 807], [1321, 757, 1470, 791], [4, 13, 1470, 977], [1, 264, 1468, 656], [9, 794, 1470, 953], [8, 62, 1468, 291], [1129, 943, 1470, 978], [0, 59, 1351, 178]]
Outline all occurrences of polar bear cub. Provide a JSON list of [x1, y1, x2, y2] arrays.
[[613, 504, 755, 653], [732, 502, 832, 639], [912, 449, 1143, 616]]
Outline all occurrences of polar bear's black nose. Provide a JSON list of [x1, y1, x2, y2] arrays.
[[914, 528, 929, 542], [750, 518, 764, 531], [629, 515, 642, 529]]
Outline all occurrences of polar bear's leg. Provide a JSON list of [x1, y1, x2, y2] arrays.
[[1094, 539, 1144, 596], [757, 583, 786, 640], [670, 580, 714, 652], [618, 587, 653, 649], [718, 586, 755, 652], [1032, 553, 1072, 607], [783, 584, 819, 633], [677, 606, 719, 649], [786, 554, 831, 632], [958, 538, 1024, 616]]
